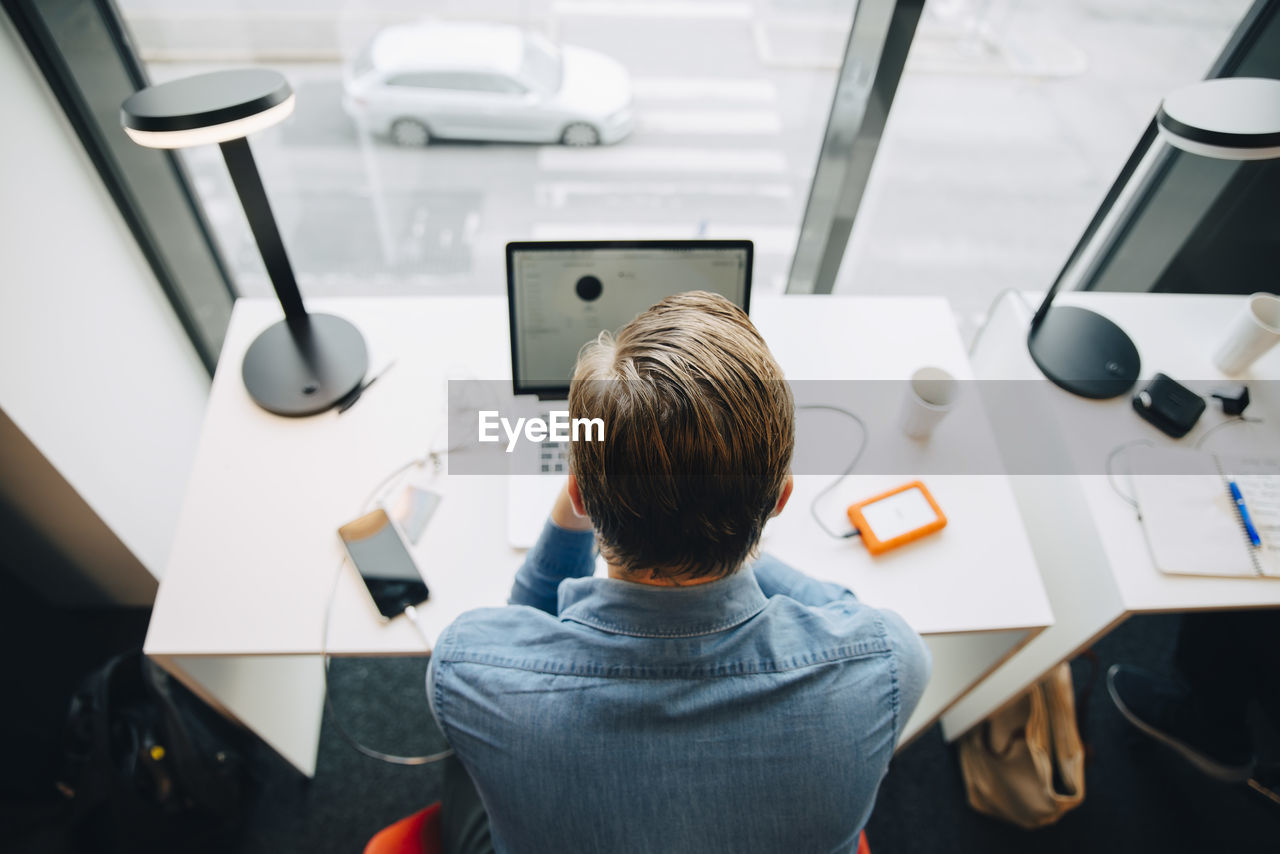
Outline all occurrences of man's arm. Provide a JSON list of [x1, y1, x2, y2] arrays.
[[750, 552, 858, 606], [508, 483, 596, 614], [880, 609, 933, 742]]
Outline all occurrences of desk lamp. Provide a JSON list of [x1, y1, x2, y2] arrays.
[[1027, 76, 1280, 399], [121, 69, 367, 416]]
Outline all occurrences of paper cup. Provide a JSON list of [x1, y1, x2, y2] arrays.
[[1213, 292, 1280, 375], [899, 367, 959, 440]]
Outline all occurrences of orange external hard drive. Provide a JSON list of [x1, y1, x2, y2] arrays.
[[846, 481, 947, 555]]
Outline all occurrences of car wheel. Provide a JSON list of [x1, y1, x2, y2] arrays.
[[390, 119, 431, 147], [561, 122, 601, 147]]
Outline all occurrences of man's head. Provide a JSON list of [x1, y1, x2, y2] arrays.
[[568, 291, 795, 582]]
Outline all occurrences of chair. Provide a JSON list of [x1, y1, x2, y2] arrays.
[[363, 803, 868, 854], [364, 801, 443, 854]]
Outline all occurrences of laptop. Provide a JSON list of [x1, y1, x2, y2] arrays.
[[505, 239, 754, 547]]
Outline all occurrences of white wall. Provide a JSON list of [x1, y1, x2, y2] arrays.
[[0, 11, 210, 591]]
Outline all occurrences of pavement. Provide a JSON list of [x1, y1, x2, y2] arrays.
[[123, 0, 1252, 342]]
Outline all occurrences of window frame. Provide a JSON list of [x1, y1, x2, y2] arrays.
[[3, 0, 237, 374]]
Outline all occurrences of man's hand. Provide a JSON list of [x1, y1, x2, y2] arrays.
[[551, 478, 594, 532]]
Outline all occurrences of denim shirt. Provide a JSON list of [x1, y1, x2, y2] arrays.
[[427, 520, 932, 854]]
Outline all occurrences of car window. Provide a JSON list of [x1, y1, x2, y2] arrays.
[[386, 72, 444, 88], [385, 71, 525, 94], [520, 34, 563, 93], [485, 75, 528, 95], [352, 43, 374, 80]]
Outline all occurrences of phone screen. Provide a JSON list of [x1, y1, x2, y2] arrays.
[[337, 509, 429, 620], [860, 487, 939, 542]]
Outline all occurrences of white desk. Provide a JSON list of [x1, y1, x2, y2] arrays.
[[145, 295, 1052, 776], [942, 292, 1280, 739]]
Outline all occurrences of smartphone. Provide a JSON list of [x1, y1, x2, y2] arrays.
[[337, 508, 429, 620]]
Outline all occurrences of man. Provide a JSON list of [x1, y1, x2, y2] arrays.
[[427, 291, 931, 853]]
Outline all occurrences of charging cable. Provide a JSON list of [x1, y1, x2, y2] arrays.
[[1105, 439, 1156, 511], [320, 452, 455, 767], [1195, 415, 1265, 450], [797, 404, 867, 541]]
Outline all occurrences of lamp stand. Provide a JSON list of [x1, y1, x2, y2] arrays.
[[1027, 305, 1140, 400], [219, 137, 367, 416]]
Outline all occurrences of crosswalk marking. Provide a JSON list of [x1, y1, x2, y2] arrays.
[[530, 223, 798, 255], [537, 146, 788, 174], [638, 109, 782, 135], [631, 77, 777, 102], [535, 180, 792, 207], [551, 1, 753, 20]]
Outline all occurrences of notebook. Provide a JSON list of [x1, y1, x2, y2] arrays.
[[1128, 446, 1280, 579]]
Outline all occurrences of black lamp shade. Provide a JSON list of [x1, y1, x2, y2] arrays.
[[121, 69, 294, 148], [120, 69, 367, 416]]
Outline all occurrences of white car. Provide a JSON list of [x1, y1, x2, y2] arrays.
[[343, 21, 634, 147]]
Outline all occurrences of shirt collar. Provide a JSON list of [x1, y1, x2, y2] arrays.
[[556, 566, 768, 638]]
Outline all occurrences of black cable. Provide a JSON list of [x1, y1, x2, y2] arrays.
[[797, 404, 867, 541]]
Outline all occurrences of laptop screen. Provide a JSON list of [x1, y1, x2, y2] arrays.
[[507, 240, 753, 398]]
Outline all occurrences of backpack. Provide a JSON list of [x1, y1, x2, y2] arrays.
[[57, 650, 247, 851]]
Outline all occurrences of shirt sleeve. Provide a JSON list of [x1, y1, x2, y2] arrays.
[[750, 552, 858, 606], [879, 608, 933, 742], [424, 622, 453, 729], [508, 518, 597, 614]]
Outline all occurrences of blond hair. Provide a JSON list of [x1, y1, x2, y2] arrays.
[[569, 291, 794, 581]]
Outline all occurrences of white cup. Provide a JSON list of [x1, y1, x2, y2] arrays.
[[1213, 292, 1280, 375], [899, 366, 959, 440]]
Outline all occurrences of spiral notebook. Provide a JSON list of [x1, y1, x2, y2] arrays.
[[1127, 446, 1280, 579]]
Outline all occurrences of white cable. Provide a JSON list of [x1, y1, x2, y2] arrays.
[[320, 453, 455, 767], [1195, 415, 1264, 450], [1106, 439, 1155, 511], [967, 288, 1032, 356]]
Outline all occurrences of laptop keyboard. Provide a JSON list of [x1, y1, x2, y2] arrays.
[[538, 410, 568, 473], [539, 440, 568, 473]]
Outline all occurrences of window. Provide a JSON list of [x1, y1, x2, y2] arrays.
[[824, 0, 1255, 335], [1068, 0, 1280, 296], [112, 1, 855, 300], [388, 72, 524, 93], [520, 33, 562, 94]]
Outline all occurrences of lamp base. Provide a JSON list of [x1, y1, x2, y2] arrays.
[[241, 314, 368, 416], [1027, 305, 1140, 400]]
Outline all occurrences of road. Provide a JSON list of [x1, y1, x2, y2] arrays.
[[135, 0, 1250, 335], [149, 5, 844, 300]]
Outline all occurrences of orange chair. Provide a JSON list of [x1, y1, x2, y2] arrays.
[[364, 802, 443, 854], [363, 804, 868, 854]]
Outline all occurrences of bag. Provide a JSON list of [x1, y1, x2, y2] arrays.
[[58, 651, 247, 850], [956, 662, 1086, 829]]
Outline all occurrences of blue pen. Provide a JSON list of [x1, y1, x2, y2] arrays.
[[1229, 481, 1263, 548]]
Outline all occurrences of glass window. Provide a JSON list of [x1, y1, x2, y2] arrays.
[[386, 71, 519, 93], [1075, 2, 1280, 296], [114, 1, 853, 299], [520, 33, 562, 94], [826, 0, 1254, 335], [387, 72, 440, 89]]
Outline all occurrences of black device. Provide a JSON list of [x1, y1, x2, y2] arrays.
[[1211, 385, 1250, 416], [337, 509, 429, 620], [1132, 373, 1206, 438], [1027, 305, 1140, 400]]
